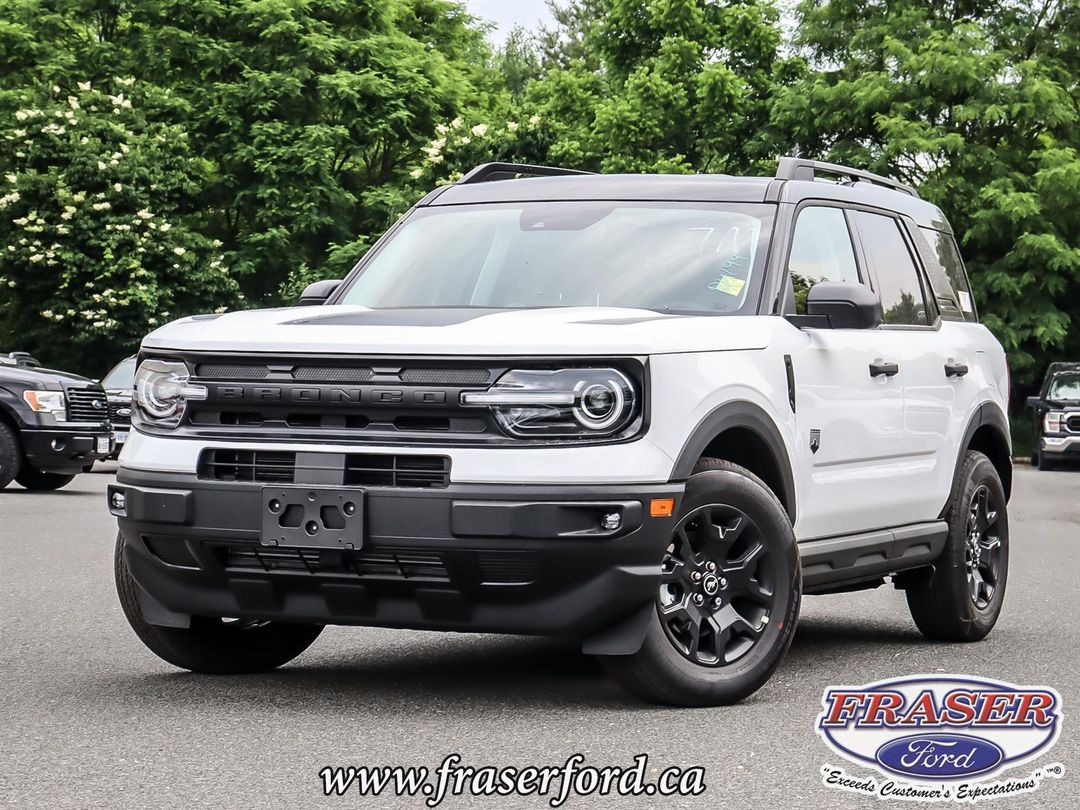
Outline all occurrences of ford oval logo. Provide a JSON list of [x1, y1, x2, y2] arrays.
[[817, 675, 1063, 784], [875, 733, 1004, 780]]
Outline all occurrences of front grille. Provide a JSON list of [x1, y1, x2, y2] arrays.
[[108, 401, 131, 425], [195, 363, 268, 379], [198, 449, 450, 488], [1066, 415, 1080, 433], [344, 454, 450, 488], [199, 450, 296, 482], [66, 387, 108, 422], [222, 545, 449, 581]]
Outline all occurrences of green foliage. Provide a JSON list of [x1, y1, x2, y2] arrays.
[[2, 0, 1079, 394], [0, 81, 238, 370], [773, 0, 1080, 386]]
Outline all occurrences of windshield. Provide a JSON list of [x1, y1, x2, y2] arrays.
[[102, 357, 136, 390], [337, 202, 774, 314], [1048, 373, 1080, 402]]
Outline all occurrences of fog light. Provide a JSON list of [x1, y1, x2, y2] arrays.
[[110, 491, 126, 511], [601, 512, 622, 531], [50, 438, 66, 452]]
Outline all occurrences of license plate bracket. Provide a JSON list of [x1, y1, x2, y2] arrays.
[[260, 486, 364, 550]]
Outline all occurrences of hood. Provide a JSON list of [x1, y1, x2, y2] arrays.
[[142, 306, 772, 356], [0, 363, 98, 389]]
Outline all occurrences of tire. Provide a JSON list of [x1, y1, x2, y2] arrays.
[[600, 458, 801, 706], [907, 450, 1008, 642], [114, 533, 324, 673], [0, 421, 19, 490], [14, 466, 75, 491], [1037, 452, 1055, 472]]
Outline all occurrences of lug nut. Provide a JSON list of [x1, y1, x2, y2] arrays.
[[713, 597, 722, 608], [720, 578, 728, 589], [693, 594, 704, 605], [691, 572, 702, 582], [706, 561, 717, 572]]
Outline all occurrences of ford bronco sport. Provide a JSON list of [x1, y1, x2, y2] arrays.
[[111, 159, 1011, 706]]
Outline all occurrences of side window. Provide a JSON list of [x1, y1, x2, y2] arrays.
[[788, 207, 860, 314], [919, 227, 977, 321], [853, 211, 928, 326]]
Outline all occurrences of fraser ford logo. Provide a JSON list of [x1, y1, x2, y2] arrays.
[[816, 675, 1064, 802]]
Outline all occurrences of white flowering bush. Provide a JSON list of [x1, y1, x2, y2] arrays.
[[0, 80, 240, 370], [407, 113, 553, 187]]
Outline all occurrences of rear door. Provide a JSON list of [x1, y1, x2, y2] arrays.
[[851, 210, 958, 525]]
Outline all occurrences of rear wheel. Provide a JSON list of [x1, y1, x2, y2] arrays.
[[907, 450, 1008, 641], [601, 458, 800, 706], [14, 466, 75, 491], [0, 422, 19, 490], [115, 534, 324, 673]]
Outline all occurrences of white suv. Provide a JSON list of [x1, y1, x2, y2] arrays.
[[110, 159, 1011, 706]]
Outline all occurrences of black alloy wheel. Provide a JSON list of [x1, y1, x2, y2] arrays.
[[657, 504, 776, 667], [965, 484, 1004, 610]]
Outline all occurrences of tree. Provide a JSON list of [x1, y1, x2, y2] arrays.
[[772, 0, 1080, 386], [0, 81, 239, 372]]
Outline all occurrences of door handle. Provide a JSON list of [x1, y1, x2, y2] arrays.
[[869, 361, 899, 378], [945, 361, 969, 378]]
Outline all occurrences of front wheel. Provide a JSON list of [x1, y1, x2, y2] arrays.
[[600, 458, 801, 706], [907, 450, 1008, 641], [15, 466, 75, 490], [115, 534, 324, 673]]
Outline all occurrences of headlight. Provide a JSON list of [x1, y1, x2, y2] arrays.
[[462, 368, 639, 438], [134, 359, 207, 428], [1045, 411, 1066, 433], [22, 390, 66, 415]]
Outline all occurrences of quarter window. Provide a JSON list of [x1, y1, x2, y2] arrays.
[[788, 207, 860, 314], [919, 227, 977, 321], [854, 211, 928, 326]]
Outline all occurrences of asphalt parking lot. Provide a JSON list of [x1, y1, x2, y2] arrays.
[[1, 464, 1076, 809]]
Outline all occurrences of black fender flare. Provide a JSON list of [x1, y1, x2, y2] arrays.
[[670, 399, 797, 523], [944, 402, 1012, 514]]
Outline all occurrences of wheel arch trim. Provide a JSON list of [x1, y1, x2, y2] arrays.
[[669, 399, 797, 523], [945, 402, 1012, 514]]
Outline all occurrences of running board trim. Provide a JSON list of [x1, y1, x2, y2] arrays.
[[799, 521, 948, 594]]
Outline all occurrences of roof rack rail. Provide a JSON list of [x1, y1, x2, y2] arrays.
[[457, 162, 594, 185], [775, 157, 919, 198]]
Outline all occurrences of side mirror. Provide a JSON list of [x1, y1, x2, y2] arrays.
[[804, 282, 883, 329], [1026, 396, 1042, 409], [299, 279, 342, 306]]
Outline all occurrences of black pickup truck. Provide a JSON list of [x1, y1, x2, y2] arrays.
[[0, 361, 114, 490]]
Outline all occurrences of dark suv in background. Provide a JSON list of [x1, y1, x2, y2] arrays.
[[1028, 362, 1080, 470], [0, 361, 114, 490]]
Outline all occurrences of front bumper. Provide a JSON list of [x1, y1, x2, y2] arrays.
[[111, 468, 683, 643], [1040, 435, 1080, 457], [22, 426, 114, 472]]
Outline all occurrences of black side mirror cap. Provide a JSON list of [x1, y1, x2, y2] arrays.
[[299, 279, 342, 306], [796, 281, 883, 329], [1026, 396, 1042, 409]]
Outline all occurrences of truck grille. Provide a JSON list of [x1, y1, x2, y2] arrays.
[[66, 387, 109, 422], [108, 401, 131, 425], [198, 449, 450, 488], [1066, 414, 1080, 433]]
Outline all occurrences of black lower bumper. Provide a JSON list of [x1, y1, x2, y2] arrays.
[[22, 427, 114, 472], [111, 468, 683, 647]]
